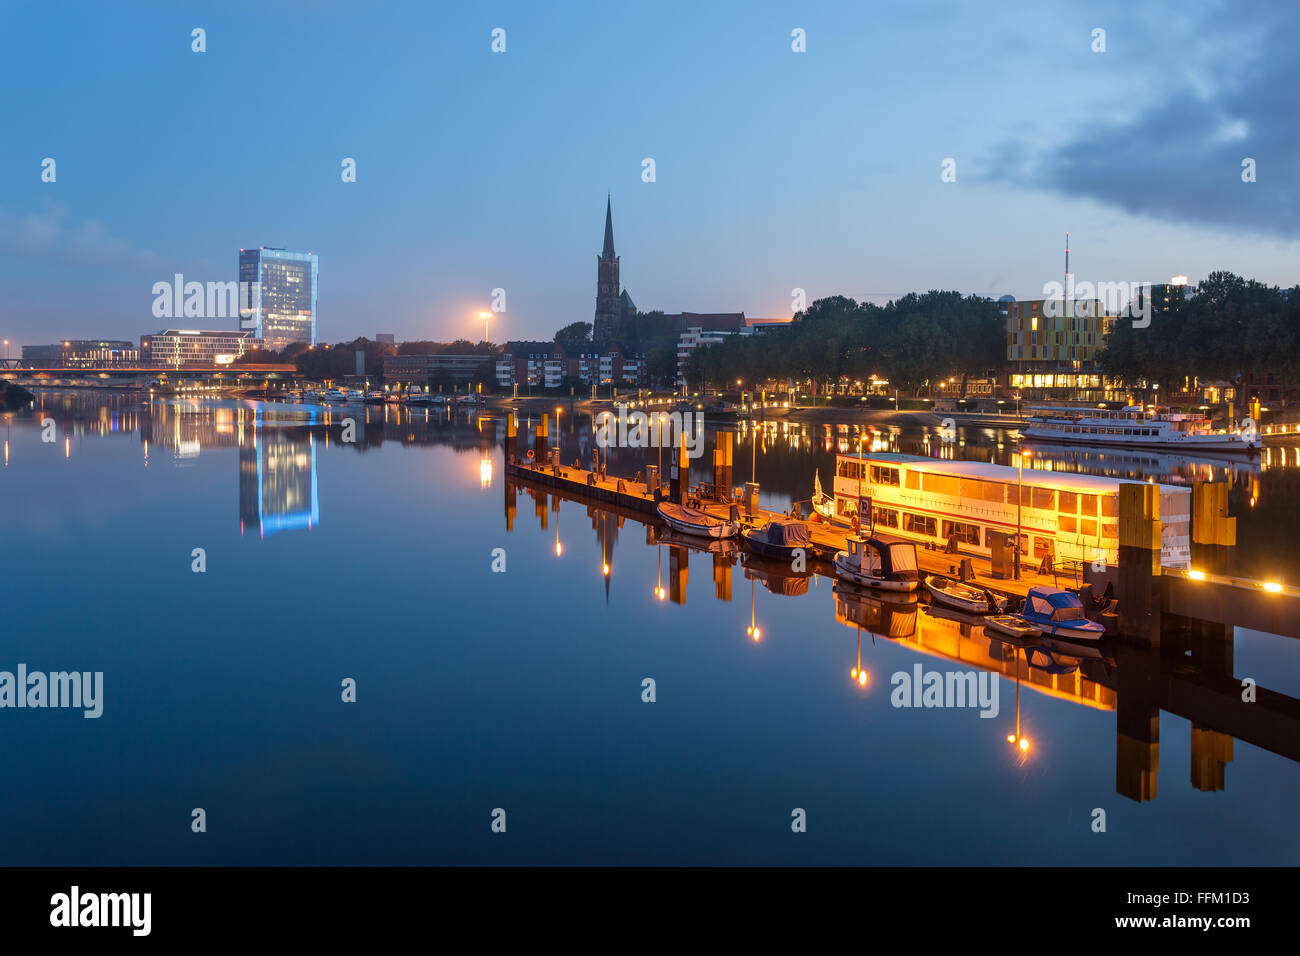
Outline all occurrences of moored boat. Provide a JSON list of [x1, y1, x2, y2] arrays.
[[321, 387, 348, 403], [923, 574, 1007, 615], [1021, 403, 1260, 454], [983, 614, 1041, 639], [1018, 586, 1105, 640], [741, 518, 812, 561], [812, 470, 837, 523], [832, 536, 918, 591], [657, 502, 739, 539]]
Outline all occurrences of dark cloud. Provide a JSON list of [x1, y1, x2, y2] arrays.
[[988, 6, 1299, 238]]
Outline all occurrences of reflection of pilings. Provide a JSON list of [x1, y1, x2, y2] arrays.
[[670, 545, 689, 605], [505, 413, 517, 464], [713, 552, 732, 601], [504, 478, 517, 532], [1115, 642, 1160, 802]]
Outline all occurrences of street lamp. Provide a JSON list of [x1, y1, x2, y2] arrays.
[[479, 311, 492, 344]]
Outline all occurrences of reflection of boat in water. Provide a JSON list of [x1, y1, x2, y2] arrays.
[[1023, 403, 1260, 453], [832, 535, 919, 591], [741, 518, 812, 560], [1022, 645, 1080, 676], [741, 552, 811, 596], [923, 574, 1006, 615], [657, 502, 739, 539], [833, 583, 918, 638], [1019, 442, 1262, 480], [653, 526, 740, 557]]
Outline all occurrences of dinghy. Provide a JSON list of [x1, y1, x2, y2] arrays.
[[983, 615, 1041, 639], [832, 536, 919, 592], [656, 502, 739, 539], [923, 574, 1007, 615]]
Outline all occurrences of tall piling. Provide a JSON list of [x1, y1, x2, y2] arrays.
[[1191, 481, 1236, 575], [1117, 482, 1162, 648], [672, 432, 689, 504], [505, 414, 517, 464], [536, 413, 549, 465]]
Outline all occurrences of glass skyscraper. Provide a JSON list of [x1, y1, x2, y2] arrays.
[[238, 247, 319, 351]]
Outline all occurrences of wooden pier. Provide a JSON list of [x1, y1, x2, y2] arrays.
[[503, 412, 1300, 643]]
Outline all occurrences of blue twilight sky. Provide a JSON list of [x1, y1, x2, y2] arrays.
[[1, 0, 1297, 348]]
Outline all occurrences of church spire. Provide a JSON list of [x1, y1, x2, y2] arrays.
[[602, 194, 616, 259]]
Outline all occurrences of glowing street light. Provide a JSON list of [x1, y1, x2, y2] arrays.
[[479, 310, 493, 344]]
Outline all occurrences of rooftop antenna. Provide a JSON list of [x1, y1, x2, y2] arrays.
[[1064, 232, 1072, 318]]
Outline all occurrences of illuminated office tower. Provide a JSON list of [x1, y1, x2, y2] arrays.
[[238, 247, 319, 351]]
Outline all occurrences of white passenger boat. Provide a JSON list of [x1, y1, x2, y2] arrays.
[[827, 451, 1193, 570], [832, 536, 919, 591], [321, 388, 348, 403], [1022, 404, 1260, 453], [302, 389, 321, 403], [923, 574, 1007, 615], [656, 502, 739, 539], [345, 389, 365, 403]]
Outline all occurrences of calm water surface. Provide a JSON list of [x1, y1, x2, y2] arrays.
[[2, 391, 1299, 865]]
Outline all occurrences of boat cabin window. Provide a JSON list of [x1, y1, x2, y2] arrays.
[[1052, 605, 1084, 621], [922, 473, 960, 497], [1101, 495, 1119, 518], [869, 465, 900, 486], [903, 513, 937, 537], [1079, 494, 1097, 517], [1034, 537, 1055, 559], [905, 470, 921, 491], [941, 520, 980, 544], [1081, 518, 1097, 537], [872, 506, 899, 528], [1058, 491, 1076, 514], [1059, 516, 1077, 533], [1031, 487, 1055, 510]]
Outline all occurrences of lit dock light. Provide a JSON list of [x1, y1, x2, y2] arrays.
[[1019, 738, 1030, 753], [1263, 581, 1283, 593], [1188, 570, 1206, 581]]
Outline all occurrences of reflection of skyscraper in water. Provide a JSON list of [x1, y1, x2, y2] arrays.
[[239, 427, 319, 537]]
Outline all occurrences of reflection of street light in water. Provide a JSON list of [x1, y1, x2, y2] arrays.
[[850, 628, 869, 687], [554, 498, 562, 556], [480, 456, 492, 488], [654, 545, 665, 600], [1006, 645, 1031, 755], [746, 579, 761, 641]]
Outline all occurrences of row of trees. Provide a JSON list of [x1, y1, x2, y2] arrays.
[[1100, 271, 1300, 394], [683, 292, 1004, 395]]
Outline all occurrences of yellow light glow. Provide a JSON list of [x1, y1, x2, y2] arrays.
[[602, 563, 610, 576], [1263, 581, 1283, 593], [857, 671, 868, 686], [555, 542, 563, 556], [1018, 738, 1030, 753], [1188, 569, 1206, 581]]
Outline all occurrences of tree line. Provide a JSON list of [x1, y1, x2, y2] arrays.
[[1100, 271, 1300, 395], [682, 292, 1004, 395]]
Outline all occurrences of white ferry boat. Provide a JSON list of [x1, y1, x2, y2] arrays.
[[823, 451, 1192, 570], [1021, 404, 1259, 454]]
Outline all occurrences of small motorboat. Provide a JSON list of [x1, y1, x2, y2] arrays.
[[1018, 586, 1106, 641], [832, 536, 919, 592], [457, 393, 484, 405], [983, 614, 1041, 639], [923, 574, 1007, 615], [364, 390, 386, 405], [657, 502, 739, 539], [345, 389, 366, 403], [405, 388, 431, 406], [321, 387, 348, 403], [741, 518, 813, 561]]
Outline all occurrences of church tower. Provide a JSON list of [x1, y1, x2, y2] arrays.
[[594, 195, 621, 341]]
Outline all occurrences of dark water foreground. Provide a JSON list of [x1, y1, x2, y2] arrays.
[[1, 392, 1297, 865]]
